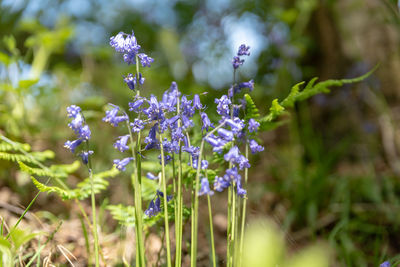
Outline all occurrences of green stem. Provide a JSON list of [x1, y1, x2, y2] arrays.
[[175, 98, 183, 267], [227, 181, 232, 267], [88, 168, 99, 267], [191, 123, 225, 267], [127, 120, 145, 267], [159, 133, 172, 267], [207, 195, 216, 267], [238, 144, 249, 267]]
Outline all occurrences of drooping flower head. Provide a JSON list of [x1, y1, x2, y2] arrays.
[[199, 177, 214, 196]]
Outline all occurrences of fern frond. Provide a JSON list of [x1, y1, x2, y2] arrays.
[[107, 204, 136, 226], [244, 94, 260, 121], [0, 152, 37, 164], [31, 177, 76, 200], [74, 167, 120, 200], [0, 141, 31, 152], [18, 161, 67, 179], [50, 161, 80, 174], [260, 65, 378, 127], [29, 150, 55, 161]]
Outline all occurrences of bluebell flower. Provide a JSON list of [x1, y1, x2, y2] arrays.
[[249, 139, 264, 154], [236, 179, 247, 197], [80, 150, 94, 165], [64, 139, 83, 153], [201, 112, 214, 131], [201, 160, 208, 169], [248, 118, 260, 133], [237, 44, 250, 56], [171, 127, 184, 142], [124, 73, 137, 90], [130, 119, 145, 133], [114, 135, 130, 152], [215, 95, 231, 118], [138, 53, 154, 67], [205, 135, 227, 153], [158, 154, 172, 165], [144, 198, 160, 217], [224, 167, 241, 183], [68, 113, 84, 133], [109, 32, 126, 53], [67, 105, 81, 118], [380, 261, 390, 267], [129, 98, 145, 112], [193, 94, 203, 110], [182, 145, 200, 158], [113, 157, 134, 171], [181, 95, 195, 117], [103, 105, 128, 127], [199, 177, 214, 196], [232, 56, 244, 69], [156, 190, 173, 202], [218, 128, 234, 141], [238, 80, 254, 91], [224, 146, 240, 163], [225, 118, 245, 133], [78, 125, 91, 140], [236, 155, 250, 170], [181, 114, 194, 129], [146, 172, 159, 180], [214, 176, 230, 192]]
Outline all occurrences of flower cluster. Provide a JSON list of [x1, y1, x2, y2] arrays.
[[64, 105, 93, 164], [105, 34, 265, 217], [232, 44, 250, 69], [144, 190, 173, 217]]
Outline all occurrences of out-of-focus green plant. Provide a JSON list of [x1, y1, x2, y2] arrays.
[[243, 219, 329, 267]]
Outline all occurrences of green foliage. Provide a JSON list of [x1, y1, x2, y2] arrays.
[[107, 204, 136, 227], [259, 66, 378, 130], [18, 161, 67, 179], [31, 167, 120, 200], [0, 141, 31, 152], [244, 94, 260, 121]]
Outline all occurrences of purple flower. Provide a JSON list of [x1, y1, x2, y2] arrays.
[[224, 146, 240, 163], [181, 114, 194, 129], [205, 135, 227, 153], [103, 105, 128, 127], [80, 150, 94, 165], [225, 118, 244, 133], [145, 198, 160, 217], [158, 154, 172, 165], [64, 139, 83, 153], [380, 261, 390, 267], [201, 112, 214, 131], [236, 179, 247, 197], [138, 53, 154, 67], [109, 32, 126, 53], [193, 94, 203, 110], [238, 80, 254, 91], [214, 176, 230, 192], [249, 139, 264, 154], [129, 98, 145, 112], [215, 95, 231, 118], [199, 177, 214, 196], [68, 113, 84, 133], [124, 73, 137, 90], [113, 157, 134, 171], [236, 155, 250, 170], [224, 167, 241, 183], [130, 119, 145, 133], [67, 105, 81, 118], [232, 56, 244, 69], [201, 160, 208, 169], [114, 135, 130, 152], [182, 145, 200, 157], [78, 125, 91, 140], [248, 118, 260, 133], [237, 44, 250, 56], [218, 128, 234, 141], [146, 172, 159, 180], [181, 95, 195, 117]]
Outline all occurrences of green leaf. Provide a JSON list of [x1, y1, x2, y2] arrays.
[[18, 79, 39, 89], [31, 176, 75, 200], [0, 52, 11, 65], [0, 141, 31, 152], [0, 152, 37, 164], [0, 236, 12, 267], [107, 204, 136, 227], [18, 161, 67, 179], [9, 228, 39, 251], [29, 150, 55, 161], [244, 94, 260, 121], [49, 160, 80, 175]]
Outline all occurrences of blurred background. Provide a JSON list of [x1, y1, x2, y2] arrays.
[[1, 0, 400, 266]]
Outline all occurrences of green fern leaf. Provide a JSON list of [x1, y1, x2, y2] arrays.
[[29, 150, 55, 161], [0, 141, 31, 152], [0, 152, 37, 164], [244, 94, 260, 120], [31, 176, 76, 200], [107, 204, 136, 226], [18, 161, 67, 179], [50, 161, 81, 174]]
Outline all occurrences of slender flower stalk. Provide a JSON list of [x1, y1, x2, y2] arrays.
[[238, 143, 249, 267], [175, 97, 183, 267], [159, 133, 172, 267]]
